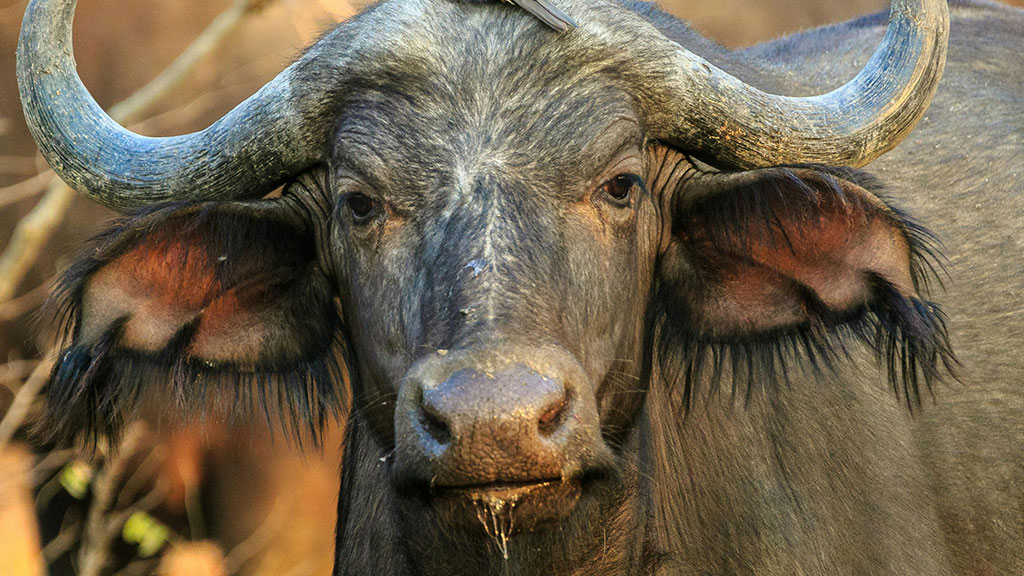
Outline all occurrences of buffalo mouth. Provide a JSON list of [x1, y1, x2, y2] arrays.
[[430, 478, 583, 535]]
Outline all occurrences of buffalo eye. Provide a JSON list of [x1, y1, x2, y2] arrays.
[[599, 174, 641, 206], [346, 192, 377, 222]]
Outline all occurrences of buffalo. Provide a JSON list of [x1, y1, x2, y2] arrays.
[[16, 0, 1023, 574]]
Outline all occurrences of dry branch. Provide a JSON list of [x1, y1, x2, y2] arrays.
[[77, 423, 151, 576], [0, 358, 52, 449], [0, 359, 38, 389], [0, 185, 75, 303], [0, 278, 50, 321], [223, 496, 292, 574], [108, 0, 275, 127], [0, 171, 52, 210], [0, 0, 278, 303], [41, 509, 81, 564], [0, 155, 46, 175]]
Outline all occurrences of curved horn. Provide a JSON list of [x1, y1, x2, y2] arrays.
[[636, 0, 949, 168], [17, 0, 333, 211]]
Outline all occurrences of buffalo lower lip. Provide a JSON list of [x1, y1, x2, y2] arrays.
[[456, 479, 562, 499], [430, 478, 583, 539]]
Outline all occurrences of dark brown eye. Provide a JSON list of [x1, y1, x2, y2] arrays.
[[600, 174, 639, 206], [347, 193, 377, 221]]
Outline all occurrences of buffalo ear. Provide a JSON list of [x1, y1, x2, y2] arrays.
[[653, 161, 955, 410], [44, 198, 346, 446]]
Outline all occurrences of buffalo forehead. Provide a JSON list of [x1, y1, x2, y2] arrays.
[[330, 5, 641, 200]]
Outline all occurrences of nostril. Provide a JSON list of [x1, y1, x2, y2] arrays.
[[538, 391, 570, 437], [420, 403, 452, 445]]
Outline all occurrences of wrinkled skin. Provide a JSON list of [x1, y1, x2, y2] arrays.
[[34, 1, 1023, 575]]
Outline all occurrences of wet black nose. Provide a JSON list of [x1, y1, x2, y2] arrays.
[[419, 364, 570, 446], [395, 358, 602, 488]]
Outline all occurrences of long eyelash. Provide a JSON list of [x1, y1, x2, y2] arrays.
[[649, 166, 958, 415], [39, 330, 352, 449]]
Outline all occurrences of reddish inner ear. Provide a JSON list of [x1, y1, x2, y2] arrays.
[[83, 236, 223, 351], [677, 169, 918, 337], [44, 197, 346, 446], [74, 204, 330, 368]]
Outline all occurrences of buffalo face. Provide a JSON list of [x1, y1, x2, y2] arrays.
[[326, 58, 659, 529], [20, 0, 957, 573]]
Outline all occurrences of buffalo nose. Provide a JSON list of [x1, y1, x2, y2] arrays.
[[398, 361, 598, 487], [419, 366, 570, 445]]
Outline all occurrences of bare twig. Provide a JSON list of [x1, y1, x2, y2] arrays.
[[41, 527, 79, 564], [33, 465, 68, 511], [108, 0, 274, 126], [0, 183, 76, 304], [0, 171, 52, 209], [0, 358, 53, 448], [0, 156, 46, 175], [115, 444, 167, 510], [41, 509, 81, 564], [222, 496, 292, 573], [0, 277, 51, 321], [109, 559, 160, 576], [0, 0, 278, 304], [77, 423, 149, 576], [129, 76, 274, 136], [30, 448, 75, 487], [106, 481, 171, 537], [0, 359, 38, 389]]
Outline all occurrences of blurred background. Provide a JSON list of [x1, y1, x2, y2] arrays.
[[0, 0, 1020, 574]]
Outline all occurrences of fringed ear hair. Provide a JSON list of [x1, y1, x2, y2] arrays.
[[649, 147, 956, 413], [41, 198, 350, 447]]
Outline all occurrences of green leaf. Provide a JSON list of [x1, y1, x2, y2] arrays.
[[58, 461, 93, 499], [122, 510, 170, 557]]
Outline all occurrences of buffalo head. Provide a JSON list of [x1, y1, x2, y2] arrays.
[[18, 0, 956, 573]]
